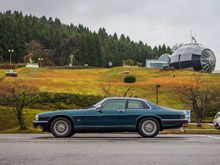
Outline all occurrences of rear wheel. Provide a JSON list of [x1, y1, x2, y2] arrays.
[[138, 118, 160, 138], [50, 117, 74, 137]]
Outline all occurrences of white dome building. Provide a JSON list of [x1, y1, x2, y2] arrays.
[[170, 43, 216, 73]]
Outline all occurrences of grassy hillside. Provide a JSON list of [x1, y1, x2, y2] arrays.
[[1, 67, 219, 108], [0, 67, 219, 131], [0, 106, 44, 132]]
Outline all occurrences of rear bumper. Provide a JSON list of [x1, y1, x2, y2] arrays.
[[33, 120, 49, 131], [162, 119, 188, 129], [162, 119, 188, 124]]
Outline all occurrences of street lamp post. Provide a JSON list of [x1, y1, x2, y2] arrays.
[[8, 49, 14, 65], [156, 84, 161, 105], [38, 58, 43, 67], [109, 61, 112, 68], [69, 54, 74, 67]]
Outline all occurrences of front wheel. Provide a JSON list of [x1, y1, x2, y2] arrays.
[[138, 118, 160, 138], [50, 117, 74, 137]]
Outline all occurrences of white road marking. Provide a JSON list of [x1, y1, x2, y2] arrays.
[[196, 134, 220, 140]]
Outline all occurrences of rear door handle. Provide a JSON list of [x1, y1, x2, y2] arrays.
[[118, 109, 125, 112]]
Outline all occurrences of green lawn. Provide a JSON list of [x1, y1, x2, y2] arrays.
[[2, 67, 219, 109], [0, 106, 45, 132]]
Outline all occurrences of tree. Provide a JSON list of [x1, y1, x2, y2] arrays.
[[122, 59, 136, 66], [100, 84, 133, 97], [0, 79, 39, 129], [0, 48, 3, 63], [0, 11, 171, 67], [25, 40, 43, 62], [174, 74, 220, 126]]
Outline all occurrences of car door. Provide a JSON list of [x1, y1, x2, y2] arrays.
[[126, 100, 150, 127], [94, 99, 128, 130]]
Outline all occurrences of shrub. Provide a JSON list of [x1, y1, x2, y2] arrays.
[[122, 59, 136, 66], [124, 75, 136, 83], [36, 93, 103, 110]]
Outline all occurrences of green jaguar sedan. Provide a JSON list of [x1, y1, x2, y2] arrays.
[[33, 97, 188, 138]]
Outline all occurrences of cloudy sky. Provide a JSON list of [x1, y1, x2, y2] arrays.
[[0, 0, 220, 69]]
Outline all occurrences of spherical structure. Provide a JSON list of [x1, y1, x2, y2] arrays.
[[170, 43, 216, 73], [158, 54, 171, 63]]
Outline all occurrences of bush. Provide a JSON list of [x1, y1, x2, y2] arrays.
[[124, 75, 136, 83], [0, 92, 103, 110], [122, 59, 136, 66], [37, 93, 103, 110], [0, 63, 26, 69]]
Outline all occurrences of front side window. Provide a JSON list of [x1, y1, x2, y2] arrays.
[[102, 100, 126, 110], [127, 100, 149, 109]]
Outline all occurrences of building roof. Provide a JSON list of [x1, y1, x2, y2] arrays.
[[172, 43, 207, 56]]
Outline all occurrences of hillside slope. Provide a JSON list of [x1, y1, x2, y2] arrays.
[[0, 67, 219, 131], [1, 67, 219, 109]]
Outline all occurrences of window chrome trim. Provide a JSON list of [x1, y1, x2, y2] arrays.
[[142, 101, 152, 110], [98, 98, 152, 110]]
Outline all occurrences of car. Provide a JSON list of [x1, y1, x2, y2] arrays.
[[33, 97, 188, 138], [214, 112, 220, 129], [5, 69, 17, 77]]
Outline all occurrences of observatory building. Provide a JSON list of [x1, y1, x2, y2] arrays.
[[145, 42, 216, 73], [145, 54, 170, 69], [170, 43, 216, 73]]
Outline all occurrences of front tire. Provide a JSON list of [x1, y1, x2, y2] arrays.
[[50, 117, 74, 137], [138, 118, 160, 138]]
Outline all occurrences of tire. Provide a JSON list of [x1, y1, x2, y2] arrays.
[[50, 117, 74, 138], [138, 117, 160, 138]]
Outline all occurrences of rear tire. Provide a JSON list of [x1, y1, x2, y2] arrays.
[[138, 118, 160, 138], [50, 117, 74, 138]]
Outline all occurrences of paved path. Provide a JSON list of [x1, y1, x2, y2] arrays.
[[0, 133, 220, 165]]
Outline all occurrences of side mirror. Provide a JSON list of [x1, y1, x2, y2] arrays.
[[96, 105, 103, 112]]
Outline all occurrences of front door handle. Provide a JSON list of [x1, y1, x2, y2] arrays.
[[118, 109, 125, 113]]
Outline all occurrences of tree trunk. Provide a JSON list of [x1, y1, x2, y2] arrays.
[[197, 107, 205, 127], [17, 109, 27, 130], [197, 119, 202, 127]]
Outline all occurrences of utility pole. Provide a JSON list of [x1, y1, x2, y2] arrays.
[[8, 49, 14, 65], [156, 84, 161, 105]]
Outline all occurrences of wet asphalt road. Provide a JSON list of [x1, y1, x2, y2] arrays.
[[0, 133, 220, 165]]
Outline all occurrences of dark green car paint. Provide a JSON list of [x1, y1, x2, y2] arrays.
[[33, 97, 188, 133]]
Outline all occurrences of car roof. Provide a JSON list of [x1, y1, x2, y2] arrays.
[[105, 97, 147, 102]]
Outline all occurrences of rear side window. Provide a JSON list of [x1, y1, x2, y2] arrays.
[[127, 100, 149, 109]]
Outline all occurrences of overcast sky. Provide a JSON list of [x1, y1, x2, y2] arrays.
[[0, 0, 220, 69]]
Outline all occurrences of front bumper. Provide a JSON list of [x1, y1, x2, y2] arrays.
[[33, 120, 49, 131]]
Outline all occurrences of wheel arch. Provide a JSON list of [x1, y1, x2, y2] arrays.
[[136, 115, 163, 131], [48, 115, 74, 132]]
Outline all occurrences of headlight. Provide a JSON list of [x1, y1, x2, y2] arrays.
[[35, 114, 39, 121]]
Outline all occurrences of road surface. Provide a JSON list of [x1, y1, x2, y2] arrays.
[[0, 133, 220, 165]]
